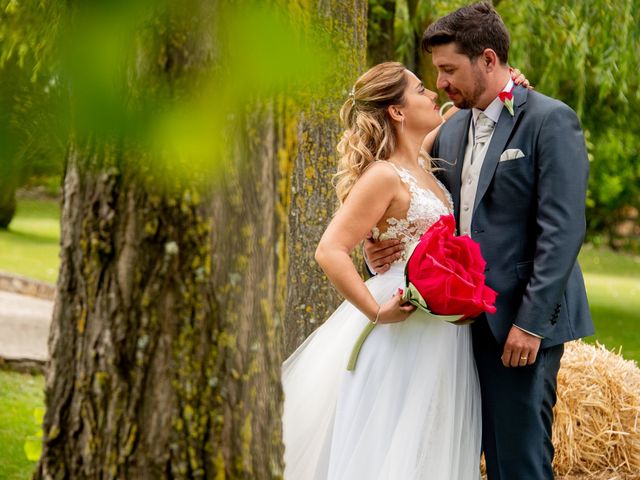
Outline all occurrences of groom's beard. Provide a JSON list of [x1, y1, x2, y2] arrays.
[[448, 70, 486, 110]]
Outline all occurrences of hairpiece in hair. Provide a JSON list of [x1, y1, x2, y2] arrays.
[[348, 86, 356, 107]]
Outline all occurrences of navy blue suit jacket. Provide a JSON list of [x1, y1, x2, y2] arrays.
[[432, 85, 594, 348]]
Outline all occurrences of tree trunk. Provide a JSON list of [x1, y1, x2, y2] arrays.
[[0, 180, 17, 229], [0, 60, 20, 230], [281, 0, 368, 356], [36, 1, 367, 478]]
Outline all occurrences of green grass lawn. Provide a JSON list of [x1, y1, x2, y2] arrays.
[[578, 244, 640, 363], [0, 370, 44, 480], [0, 198, 60, 284]]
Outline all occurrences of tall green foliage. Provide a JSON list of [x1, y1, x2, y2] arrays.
[[500, 0, 640, 244], [368, 0, 397, 64]]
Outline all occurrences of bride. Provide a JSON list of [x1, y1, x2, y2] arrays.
[[282, 62, 481, 479]]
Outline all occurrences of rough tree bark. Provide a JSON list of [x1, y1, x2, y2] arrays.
[[36, 0, 367, 478], [282, 0, 368, 356]]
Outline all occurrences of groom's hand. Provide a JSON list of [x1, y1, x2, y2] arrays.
[[501, 326, 542, 368], [363, 233, 404, 274]]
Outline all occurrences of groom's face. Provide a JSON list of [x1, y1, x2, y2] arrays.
[[431, 43, 486, 110]]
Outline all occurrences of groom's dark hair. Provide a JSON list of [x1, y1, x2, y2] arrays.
[[422, 2, 510, 64]]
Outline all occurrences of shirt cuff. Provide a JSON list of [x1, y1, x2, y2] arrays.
[[513, 324, 544, 339]]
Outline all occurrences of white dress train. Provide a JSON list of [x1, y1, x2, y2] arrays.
[[282, 163, 482, 480]]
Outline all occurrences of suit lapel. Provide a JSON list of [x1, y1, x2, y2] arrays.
[[450, 110, 472, 223], [472, 86, 528, 216]]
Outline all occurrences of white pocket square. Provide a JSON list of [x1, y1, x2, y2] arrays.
[[499, 149, 525, 162]]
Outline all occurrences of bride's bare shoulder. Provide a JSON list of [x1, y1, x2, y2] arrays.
[[335, 161, 402, 216], [345, 161, 401, 204], [357, 160, 400, 186]]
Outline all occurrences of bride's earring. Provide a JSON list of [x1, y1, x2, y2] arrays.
[[401, 117, 404, 134]]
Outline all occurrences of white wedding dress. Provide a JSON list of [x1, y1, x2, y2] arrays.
[[282, 163, 482, 480]]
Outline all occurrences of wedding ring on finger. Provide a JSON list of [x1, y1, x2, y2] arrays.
[[519, 356, 528, 365]]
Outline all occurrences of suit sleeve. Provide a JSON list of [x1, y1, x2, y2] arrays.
[[513, 103, 589, 338], [431, 127, 441, 157]]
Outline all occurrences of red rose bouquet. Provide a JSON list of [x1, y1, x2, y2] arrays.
[[401, 214, 497, 320], [347, 214, 497, 371]]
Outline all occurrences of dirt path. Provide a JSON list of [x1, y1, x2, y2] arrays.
[[0, 290, 53, 362]]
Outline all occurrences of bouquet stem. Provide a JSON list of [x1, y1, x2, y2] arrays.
[[346, 302, 466, 371], [346, 321, 376, 371]]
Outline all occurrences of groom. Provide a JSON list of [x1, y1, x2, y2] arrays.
[[365, 3, 594, 479]]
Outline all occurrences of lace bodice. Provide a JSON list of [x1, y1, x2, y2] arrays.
[[371, 161, 454, 263]]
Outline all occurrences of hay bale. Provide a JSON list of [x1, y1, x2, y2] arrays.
[[553, 340, 640, 477], [557, 474, 637, 480]]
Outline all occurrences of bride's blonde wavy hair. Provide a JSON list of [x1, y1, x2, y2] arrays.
[[334, 61, 432, 204]]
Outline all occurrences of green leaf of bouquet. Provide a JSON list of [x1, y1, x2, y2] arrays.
[[403, 282, 466, 323], [405, 283, 428, 310]]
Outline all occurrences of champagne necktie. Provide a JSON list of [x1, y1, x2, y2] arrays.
[[472, 112, 495, 164]]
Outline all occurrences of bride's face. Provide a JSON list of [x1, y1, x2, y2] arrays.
[[400, 71, 442, 136]]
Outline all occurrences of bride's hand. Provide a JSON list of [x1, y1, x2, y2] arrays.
[[510, 67, 534, 90], [376, 289, 416, 324]]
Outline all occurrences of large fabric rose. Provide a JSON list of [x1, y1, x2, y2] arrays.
[[347, 214, 497, 371], [402, 214, 497, 321]]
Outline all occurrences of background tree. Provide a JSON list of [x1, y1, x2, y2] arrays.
[[0, 1, 64, 228], [0, 62, 19, 228], [367, 0, 397, 64], [25, 0, 366, 478]]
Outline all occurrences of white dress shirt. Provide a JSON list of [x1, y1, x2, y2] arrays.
[[458, 78, 514, 238]]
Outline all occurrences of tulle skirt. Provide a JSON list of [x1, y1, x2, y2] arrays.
[[282, 263, 481, 480]]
